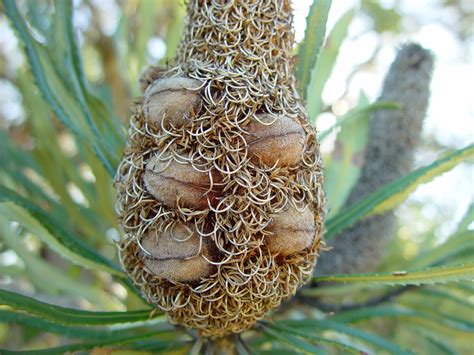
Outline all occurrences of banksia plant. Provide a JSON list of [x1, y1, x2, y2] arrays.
[[115, 0, 325, 336], [2, 0, 474, 353]]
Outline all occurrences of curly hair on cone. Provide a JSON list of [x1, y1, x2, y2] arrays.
[[115, 0, 326, 337]]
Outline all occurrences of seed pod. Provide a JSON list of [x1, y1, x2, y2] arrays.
[[141, 223, 213, 282], [246, 114, 305, 168], [143, 77, 202, 128], [143, 154, 223, 210], [266, 205, 315, 255]]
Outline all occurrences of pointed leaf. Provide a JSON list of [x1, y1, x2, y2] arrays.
[[263, 322, 362, 353], [277, 319, 413, 354], [297, 0, 332, 98], [0, 186, 122, 276], [313, 263, 474, 286], [409, 231, 474, 269], [0, 330, 174, 355], [331, 305, 474, 334], [325, 144, 474, 239], [261, 324, 325, 354], [0, 289, 158, 326], [323, 94, 376, 216], [0, 310, 168, 340], [307, 9, 355, 120]]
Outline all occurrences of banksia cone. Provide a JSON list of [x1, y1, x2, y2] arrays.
[[115, 0, 325, 337], [317, 43, 434, 275]]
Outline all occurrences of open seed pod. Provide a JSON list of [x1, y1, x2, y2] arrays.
[[116, 0, 326, 337]]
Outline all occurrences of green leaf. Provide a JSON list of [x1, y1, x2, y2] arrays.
[[3, 0, 119, 176], [416, 330, 456, 355], [361, 0, 402, 33], [260, 324, 325, 354], [0, 219, 122, 309], [162, 2, 186, 63], [318, 100, 400, 141], [277, 319, 413, 354], [456, 202, 474, 233], [50, 0, 125, 162], [416, 288, 474, 311], [263, 322, 362, 353], [0, 131, 61, 210], [399, 289, 474, 322], [409, 231, 474, 269], [313, 263, 474, 286], [3, 0, 89, 140], [0, 310, 168, 340], [15, 71, 103, 238], [296, 0, 332, 99], [323, 94, 370, 217], [331, 305, 474, 334], [323, 96, 400, 216], [0, 289, 159, 326], [0, 186, 122, 276], [319, 100, 396, 218], [325, 144, 474, 239], [0, 330, 176, 355], [307, 9, 355, 120], [50, 0, 101, 140]]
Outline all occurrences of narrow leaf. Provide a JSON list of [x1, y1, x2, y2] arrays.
[[261, 324, 325, 354], [313, 263, 474, 286], [277, 319, 412, 354], [0, 331, 173, 355], [296, 0, 332, 98], [318, 101, 400, 141], [0, 310, 167, 340], [0, 289, 158, 326], [0, 219, 122, 309], [409, 230, 474, 269], [0, 186, 122, 276], [307, 9, 355, 120], [325, 144, 474, 239], [331, 305, 474, 334], [323, 95, 390, 216], [3, 0, 118, 176], [263, 322, 362, 353]]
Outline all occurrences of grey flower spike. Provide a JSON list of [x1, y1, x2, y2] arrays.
[[317, 43, 434, 275]]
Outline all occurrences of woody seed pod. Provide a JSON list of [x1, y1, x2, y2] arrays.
[[142, 77, 202, 128], [246, 114, 306, 167], [141, 223, 213, 283], [144, 154, 223, 210], [266, 205, 315, 256]]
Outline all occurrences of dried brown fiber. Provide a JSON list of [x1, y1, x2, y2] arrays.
[[115, 0, 325, 337]]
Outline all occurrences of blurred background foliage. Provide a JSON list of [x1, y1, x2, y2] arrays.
[[0, 0, 473, 353]]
